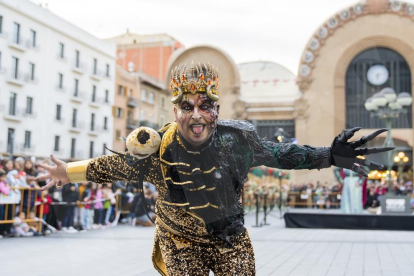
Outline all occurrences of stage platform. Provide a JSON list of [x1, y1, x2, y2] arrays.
[[284, 209, 414, 231]]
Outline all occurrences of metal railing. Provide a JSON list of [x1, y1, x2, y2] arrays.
[[285, 191, 342, 208], [0, 187, 44, 232]]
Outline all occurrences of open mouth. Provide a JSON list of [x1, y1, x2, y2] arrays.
[[189, 124, 206, 135]]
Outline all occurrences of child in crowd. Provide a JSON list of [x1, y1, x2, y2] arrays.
[[103, 183, 115, 226], [83, 182, 95, 230], [36, 189, 52, 234], [1, 159, 14, 174], [36, 160, 50, 188], [131, 184, 156, 227], [13, 212, 33, 237], [24, 159, 37, 177], [23, 177, 40, 214], [0, 169, 10, 238], [93, 184, 104, 228], [27, 212, 40, 236]]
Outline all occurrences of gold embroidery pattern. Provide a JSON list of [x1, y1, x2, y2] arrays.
[[178, 167, 216, 175], [159, 123, 190, 167], [176, 133, 200, 155], [165, 177, 193, 185], [189, 185, 206, 191], [187, 212, 206, 227], [206, 187, 216, 191], [189, 202, 219, 210], [162, 200, 190, 207]]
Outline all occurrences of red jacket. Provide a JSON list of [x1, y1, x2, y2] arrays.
[[36, 195, 52, 215]]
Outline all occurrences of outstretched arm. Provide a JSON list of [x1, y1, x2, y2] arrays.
[[37, 154, 158, 191], [249, 134, 332, 170], [249, 127, 393, 175], [37, 126, 162, 191]]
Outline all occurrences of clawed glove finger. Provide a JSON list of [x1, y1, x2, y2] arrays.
[[338, 127, 362, 142], [355, 158, 384, 170], [351, 163, 368, 177], [349, 128, 387, 149], [355, 147, 394, 156]]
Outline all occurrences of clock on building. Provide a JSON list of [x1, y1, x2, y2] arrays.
[[367, 64, 389, 86]]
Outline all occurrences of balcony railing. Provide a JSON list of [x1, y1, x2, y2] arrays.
[[70, 150, 84, 160], [72, 60, 86, 74], [127, 97, 139, 108], [24, 73, 39, 84], [127, 119, 139, 129], [54, 117, 65, 124], [8, 34, 26, 52], [139, 121, 159, 129], [70, 92, 86, 103], [69, 121, 85, 132], [20, 143, 36, 153], [2, 104, 23, 121], [90, 69, 103, 81], [25, 40, 40, 51], [55, 84, 66, 93], [53, 148, 65, 155], [7, 70, 25, 86], [21, 108, 37, 118]]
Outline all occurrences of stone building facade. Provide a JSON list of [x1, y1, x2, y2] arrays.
[[295, 0, 414, 183]]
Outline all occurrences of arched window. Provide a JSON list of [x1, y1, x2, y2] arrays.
[[345, 47, 412, 128]]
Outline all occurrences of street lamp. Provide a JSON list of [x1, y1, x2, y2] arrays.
[[394, 151, 409, 182], [364, 87, 412, 192]]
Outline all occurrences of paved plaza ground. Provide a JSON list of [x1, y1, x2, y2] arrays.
[[2, 210, 414, 276]]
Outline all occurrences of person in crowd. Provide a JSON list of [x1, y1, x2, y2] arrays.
[[74, 183, 87, 232], [365, 187, 380, 213], [27, 212, 41, 236], [131, 184, 156, 227], [0, 169, 10, 238], [375, 182, 388, 195], [103, 183, 116, 226], [93, 184, 105, 228], [14, 159, 24, 173], [83, 182, 95, 230], [24, 159, 37, 177], [36, 189, 52, 234], [23, 177, 40, 214], [13, 212, 33, 237], [61, 183, 79, 233], [1, 159, 14, 174], [36, 160, 50, 188], [1, 159, 17, 236]]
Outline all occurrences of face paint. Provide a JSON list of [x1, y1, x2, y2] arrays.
[[174, 93, 219, 148]]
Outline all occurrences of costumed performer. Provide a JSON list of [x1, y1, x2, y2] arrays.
[[36, 62, 393, 276]]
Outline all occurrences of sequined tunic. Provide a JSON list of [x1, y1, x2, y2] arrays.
[[84, 120, 332, 275]]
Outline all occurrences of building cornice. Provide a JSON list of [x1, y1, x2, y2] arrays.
[[1, 0, 115, 59], [297, 0, 414, 92]]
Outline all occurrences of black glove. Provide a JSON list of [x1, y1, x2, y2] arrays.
[[331, 127, 394, 177]]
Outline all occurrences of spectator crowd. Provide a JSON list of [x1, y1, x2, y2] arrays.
[[0, 157, 158, 239], [243, 176, 414, 212], [1, 156, 413, 239]]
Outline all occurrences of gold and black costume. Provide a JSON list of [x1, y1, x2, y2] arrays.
[[66, 120, 332, 275], [63, 60, 393, 275]]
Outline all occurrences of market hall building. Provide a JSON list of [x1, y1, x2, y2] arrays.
[[165, 0, 413, 184]]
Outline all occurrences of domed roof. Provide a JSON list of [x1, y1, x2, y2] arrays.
[[238, 61, 301, 103]]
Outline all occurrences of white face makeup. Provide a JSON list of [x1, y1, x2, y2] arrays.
[[174, 93, 219, 148]]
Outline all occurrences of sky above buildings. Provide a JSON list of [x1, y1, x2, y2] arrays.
[[30, 0, 413, 74]]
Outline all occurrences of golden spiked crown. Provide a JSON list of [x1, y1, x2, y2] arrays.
[[170, 62, 219, 104]]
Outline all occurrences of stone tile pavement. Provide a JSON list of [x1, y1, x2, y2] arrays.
[[1, 210, 414, 276]]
